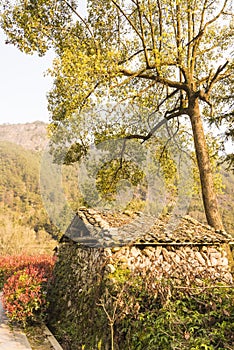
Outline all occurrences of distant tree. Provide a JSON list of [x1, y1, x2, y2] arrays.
[[1, 0, 233, 230]]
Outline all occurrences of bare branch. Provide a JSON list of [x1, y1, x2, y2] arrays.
[[202, 0, 228, 30], [136, 0, 150, 67], [175, 3, 182, 64], [190, 0, 228, 74], [112, 67, 147, 89], [199, 91, 214, 117], [80, 82, 100, 111], [147, 0, 157, 61], [124, 106, 188, 144], [199, 0, 209, 32], [118, 48, 152, 65], [157, 89, 180, 110], [120, 68, 189, 92], [111, 0, 143, 41], [157, 0, 163, 52], [186, 29, 205, 47], [205, 60, 230, 94], [186, 2, 193, 69]]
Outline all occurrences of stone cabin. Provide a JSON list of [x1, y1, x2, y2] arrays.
[[58, 207, 233, 283], [48, 207, 234, 348]]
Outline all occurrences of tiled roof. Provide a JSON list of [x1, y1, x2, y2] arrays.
[[62, 207, 233, 248]]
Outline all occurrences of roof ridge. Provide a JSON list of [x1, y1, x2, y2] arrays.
[[78, 207, 110, 229], [182, 215, 214, 230]]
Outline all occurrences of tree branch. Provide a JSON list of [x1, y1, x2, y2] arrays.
[[199, 0, 209, 32], [118, 49, 151, 65], [124, 107, 188, 144], [205, 60, 230, 94], [157, 0, 163, 52], [111, 0, 143, 40], [190, 0, 228, 75], [120, 68, 189, 92], [202, 0, 228, 30], [147, 0, 157, 61], [136, 0, 150, 67]]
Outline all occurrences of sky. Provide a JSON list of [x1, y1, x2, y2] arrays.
[[0, 2, 87, 126], [0, 28, 54, 125]]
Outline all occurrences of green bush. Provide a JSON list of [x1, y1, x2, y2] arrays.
[[114, 275, 234, 350]]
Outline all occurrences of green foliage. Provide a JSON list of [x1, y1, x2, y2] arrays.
[[1, 0, 72, 55], [2, 0, 232, 138], [0, 140, 83, 246], [0, 141, 40, 197], [123, 287, 234, 350], [2, 0, 232, 156], [96, 159, 145, 201], [105, 268, 234, 350]]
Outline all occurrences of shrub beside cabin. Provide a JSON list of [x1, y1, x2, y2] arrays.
[[48, 207, 234, 349]]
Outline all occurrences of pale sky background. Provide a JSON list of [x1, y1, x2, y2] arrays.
[[0, 28, 54, 125], [0, 2, 87, 126]]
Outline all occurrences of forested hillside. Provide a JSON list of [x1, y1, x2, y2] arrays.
[[0, 122, 233, 255], [0, 140, 57, 254]]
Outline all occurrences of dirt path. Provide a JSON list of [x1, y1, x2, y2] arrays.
[[0, 293, 62, 350]]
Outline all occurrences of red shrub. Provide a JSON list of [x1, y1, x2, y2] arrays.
[[0, 255, 56, 325], [0, 254, 55, 288]]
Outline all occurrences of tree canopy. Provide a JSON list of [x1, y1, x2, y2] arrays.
[[1, 0, 233, 230]]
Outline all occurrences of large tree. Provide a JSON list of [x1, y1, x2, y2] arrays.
[[1, 0, 233, 230]]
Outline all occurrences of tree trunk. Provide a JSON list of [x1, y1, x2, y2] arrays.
[[189, 97, 224, 230]]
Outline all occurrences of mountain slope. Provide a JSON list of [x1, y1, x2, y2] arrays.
[[0, 140, 57, 254], [0, 122, 233, 241], [0, 121, 48, 151]]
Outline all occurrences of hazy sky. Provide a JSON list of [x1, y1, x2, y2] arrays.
[[0, 29, 54, 125], [0, 3, 87, 126]]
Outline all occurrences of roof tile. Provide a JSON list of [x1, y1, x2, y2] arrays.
[[62, 207, 233, 247]]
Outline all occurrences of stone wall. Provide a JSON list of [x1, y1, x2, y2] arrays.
[[48, 242, 108, 349], [47, 241, 233, 349], [106, 243, 232, 285]]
